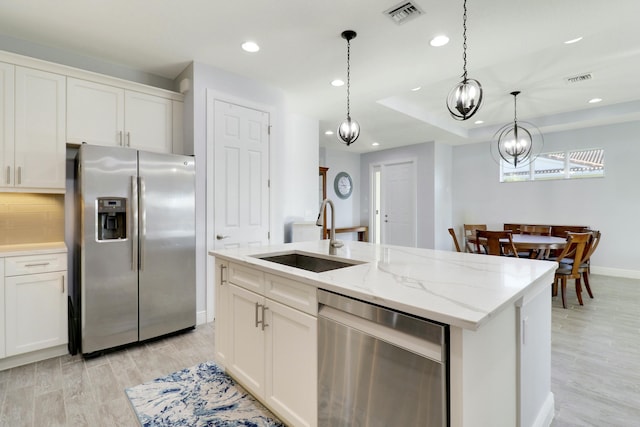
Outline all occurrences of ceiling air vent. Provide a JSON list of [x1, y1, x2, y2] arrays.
[[384, 1, 424, 25], [565, 73, 593, 84]]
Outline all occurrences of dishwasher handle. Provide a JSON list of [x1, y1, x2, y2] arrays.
[[319, 304, 444, 363]]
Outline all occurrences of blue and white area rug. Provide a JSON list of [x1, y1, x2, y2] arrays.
[[126, 361, 285, 426]]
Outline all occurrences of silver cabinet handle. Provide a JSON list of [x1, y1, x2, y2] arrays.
[[5, 166, 9, 184], [261, 305, 269, 331], [220, 264, 227, 285], [61, 276, 65, 293], [17, 166, 21, 185], [216, 234, 230, 240], [126, 131, 131, 147], [119, 131, 123, 146], [25, 262, 50, 267], [255, 302, 261, 327]]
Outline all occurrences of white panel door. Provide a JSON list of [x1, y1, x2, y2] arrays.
[[228, 283, 265, 396], [124, 91, 173, 153], [5, 271, 68, 356], [382, 161, 416, 247], [0, 62, 14, 189], [66, 77, 125, 146], [214, 99, 270, 249], [14, 67, 66, 190]]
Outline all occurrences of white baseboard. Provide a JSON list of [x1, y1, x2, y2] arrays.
[[532, 392, 555, 427], [591, 266, 640, 280], [196, 310, 208, 325]]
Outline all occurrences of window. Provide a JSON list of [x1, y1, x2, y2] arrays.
[[501, 148, 604, 182]]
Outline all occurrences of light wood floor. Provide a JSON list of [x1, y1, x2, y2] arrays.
[[0, 323, 216, 427], [0, 274, 638, 426], [550, 274, 640, 426]]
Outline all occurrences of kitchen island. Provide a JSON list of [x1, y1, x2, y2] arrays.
[[210, 240, 556, 427]]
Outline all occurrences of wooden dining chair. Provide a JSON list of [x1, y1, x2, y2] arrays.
[[557, 230, 601, 300], [552, 232, 591, 308], [503, 223, 521, 233], [448, 228, 462, 252], [475, 230, 519, 257], [464, 224, 487, 253]]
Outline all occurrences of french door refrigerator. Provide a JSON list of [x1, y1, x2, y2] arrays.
[[76, 144, 195, 355]]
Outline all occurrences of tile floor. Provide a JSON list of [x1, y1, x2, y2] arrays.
[[0, 274, 638, 426]]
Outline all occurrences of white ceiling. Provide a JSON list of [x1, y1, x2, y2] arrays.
[[2, 0, 640, 153]]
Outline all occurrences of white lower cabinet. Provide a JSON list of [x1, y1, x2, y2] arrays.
[[3, 251, 68, 358], [219, 262, 317, 427], [214, 259, 230, 366]]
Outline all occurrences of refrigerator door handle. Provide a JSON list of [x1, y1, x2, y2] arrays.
[[132, 176, 139, 271], [139, 176, 146, 271]]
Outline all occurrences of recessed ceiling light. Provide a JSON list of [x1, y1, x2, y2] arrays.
[[564, 37, 583, 45], [411, 86, 422, 92], [372, 142, 380, 146], [241, 41, 260, 53], [430, 35, 450, 47], [588, 98, 602, 104], [474, 120, 484, 124], [325, 130, 334, 135], [331, 79, 344, 87]]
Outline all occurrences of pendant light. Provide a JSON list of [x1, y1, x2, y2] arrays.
[[493, 91, 543, 167], [337, 30, 360, 146], [446, 0, 483, 121]]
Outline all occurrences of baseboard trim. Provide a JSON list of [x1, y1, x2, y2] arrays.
[[591, 266, 640, 280], [0, 344, 68, 371], [196, 310, 208, 326], [532, 392, 555, 427]]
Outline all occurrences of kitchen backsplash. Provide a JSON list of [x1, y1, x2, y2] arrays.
[[0, 193, 64, 245]]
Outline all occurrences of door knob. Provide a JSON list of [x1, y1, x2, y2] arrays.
[[216, 234, 230, 240]]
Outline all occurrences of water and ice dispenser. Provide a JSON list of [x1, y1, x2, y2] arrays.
[[97, 197, 127, 240]]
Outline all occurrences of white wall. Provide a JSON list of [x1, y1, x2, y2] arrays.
[[452, 120, 640, 277]]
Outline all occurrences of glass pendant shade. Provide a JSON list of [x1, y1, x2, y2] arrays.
[[338, 116, 360, 146], [496, 124, 533, 167], [447, 78, 483, 121]]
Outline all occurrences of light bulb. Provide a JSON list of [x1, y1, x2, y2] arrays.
[[337, 117, 360, 146]]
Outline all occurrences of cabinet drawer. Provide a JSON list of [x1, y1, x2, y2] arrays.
[[265, 273, 317, 316], [5, 252, 67, 276], [229, 262, 265, 294]]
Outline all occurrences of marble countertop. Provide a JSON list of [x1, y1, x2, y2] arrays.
[[211, 240, 557, 331], [0, 242, 67, 257]]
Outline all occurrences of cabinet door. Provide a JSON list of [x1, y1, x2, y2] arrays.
[[214, 259, 229, 367], [0, 62, 15, 189], [5, 271, 68, 356], [265, 299, 317, 427], [67, 78, 125, 147], [0, 259, 5, 358], [14, 67, 66, 190], [228, 283, 265, 397], [124, 91, 172, 153]]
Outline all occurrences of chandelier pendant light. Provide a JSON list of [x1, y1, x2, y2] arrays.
[[446, 0, 483, 121], [337, 30, 360, 146], [493, 91, 543, 168]]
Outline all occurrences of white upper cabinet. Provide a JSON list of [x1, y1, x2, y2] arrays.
[[67, 78, 124, 147], [67, 78, 177, 154], [0, 62, 15, 191], [1, 64, 65, 192], [124, 90, 173, 153]]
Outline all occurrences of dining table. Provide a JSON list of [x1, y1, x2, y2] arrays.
[[468, 233, 567, 259]]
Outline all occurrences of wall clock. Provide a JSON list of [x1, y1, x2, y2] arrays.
[[334, 171, 353, 199]]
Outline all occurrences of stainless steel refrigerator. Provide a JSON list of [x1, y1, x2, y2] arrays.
[[75, 144, 195, 355]]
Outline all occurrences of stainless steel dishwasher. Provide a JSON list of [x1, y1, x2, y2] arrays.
[[318, 289, 448, 427]]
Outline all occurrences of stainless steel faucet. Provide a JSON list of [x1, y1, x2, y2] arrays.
[[316, 198, 343, 255]]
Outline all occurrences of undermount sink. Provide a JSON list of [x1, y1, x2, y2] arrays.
[[253, 251, 362, 273]]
